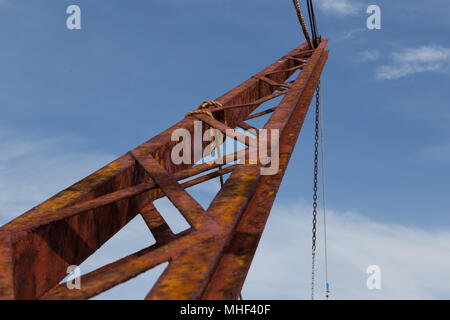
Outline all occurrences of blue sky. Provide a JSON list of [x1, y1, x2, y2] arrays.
[[1, 0, 450, 299]]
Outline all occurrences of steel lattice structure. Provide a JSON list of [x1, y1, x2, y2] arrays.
[[0, 39, 328, 300]]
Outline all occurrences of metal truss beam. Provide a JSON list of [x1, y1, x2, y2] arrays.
[[0, 40, 328, 300]]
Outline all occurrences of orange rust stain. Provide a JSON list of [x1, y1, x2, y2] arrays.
[[234, 255, 246, 267]]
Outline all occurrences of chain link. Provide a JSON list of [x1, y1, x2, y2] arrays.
[[311, 81, 320, 300]]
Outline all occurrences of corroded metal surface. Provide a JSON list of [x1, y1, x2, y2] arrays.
[[0, 40, 328, 300]]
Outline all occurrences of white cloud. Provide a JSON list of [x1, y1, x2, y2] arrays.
[[331, 28, 365, 44], [316, 0, 361, 16], [243, 201, 450, 299], [413, 142, 450, 164], [376, 45, 450, 80], [87, 197, 450, 300], [0, 130, 116, 225], [2, 131, 450, 300], [359, 50, 381, 62]]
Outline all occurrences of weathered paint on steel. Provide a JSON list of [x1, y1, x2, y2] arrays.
[[0, 40, 328, 300], [203, 42, 329, 299]]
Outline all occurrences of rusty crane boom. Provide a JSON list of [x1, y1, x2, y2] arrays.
[[0, 1, 328, 298]]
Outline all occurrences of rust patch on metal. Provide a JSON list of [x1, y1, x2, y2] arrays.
[[0, 40, 328, 300]]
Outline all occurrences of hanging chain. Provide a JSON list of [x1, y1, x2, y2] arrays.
[[311, 81, 320, 300]]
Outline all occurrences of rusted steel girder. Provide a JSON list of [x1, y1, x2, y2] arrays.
[[0, 40, 329, 300]]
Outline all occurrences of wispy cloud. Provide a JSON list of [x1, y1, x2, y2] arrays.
[[2, 131, 450, 300], [0, 130, 115, 224], [413, 142, 450, 164], [316, 0, 362, 16], [376, 45, 450, 80], [244, 201, 450, 299], [331, 28, 365, 44], [89, 197, 450, 300], [359, 50, 381, 62], [81, 198, 450, 299]]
